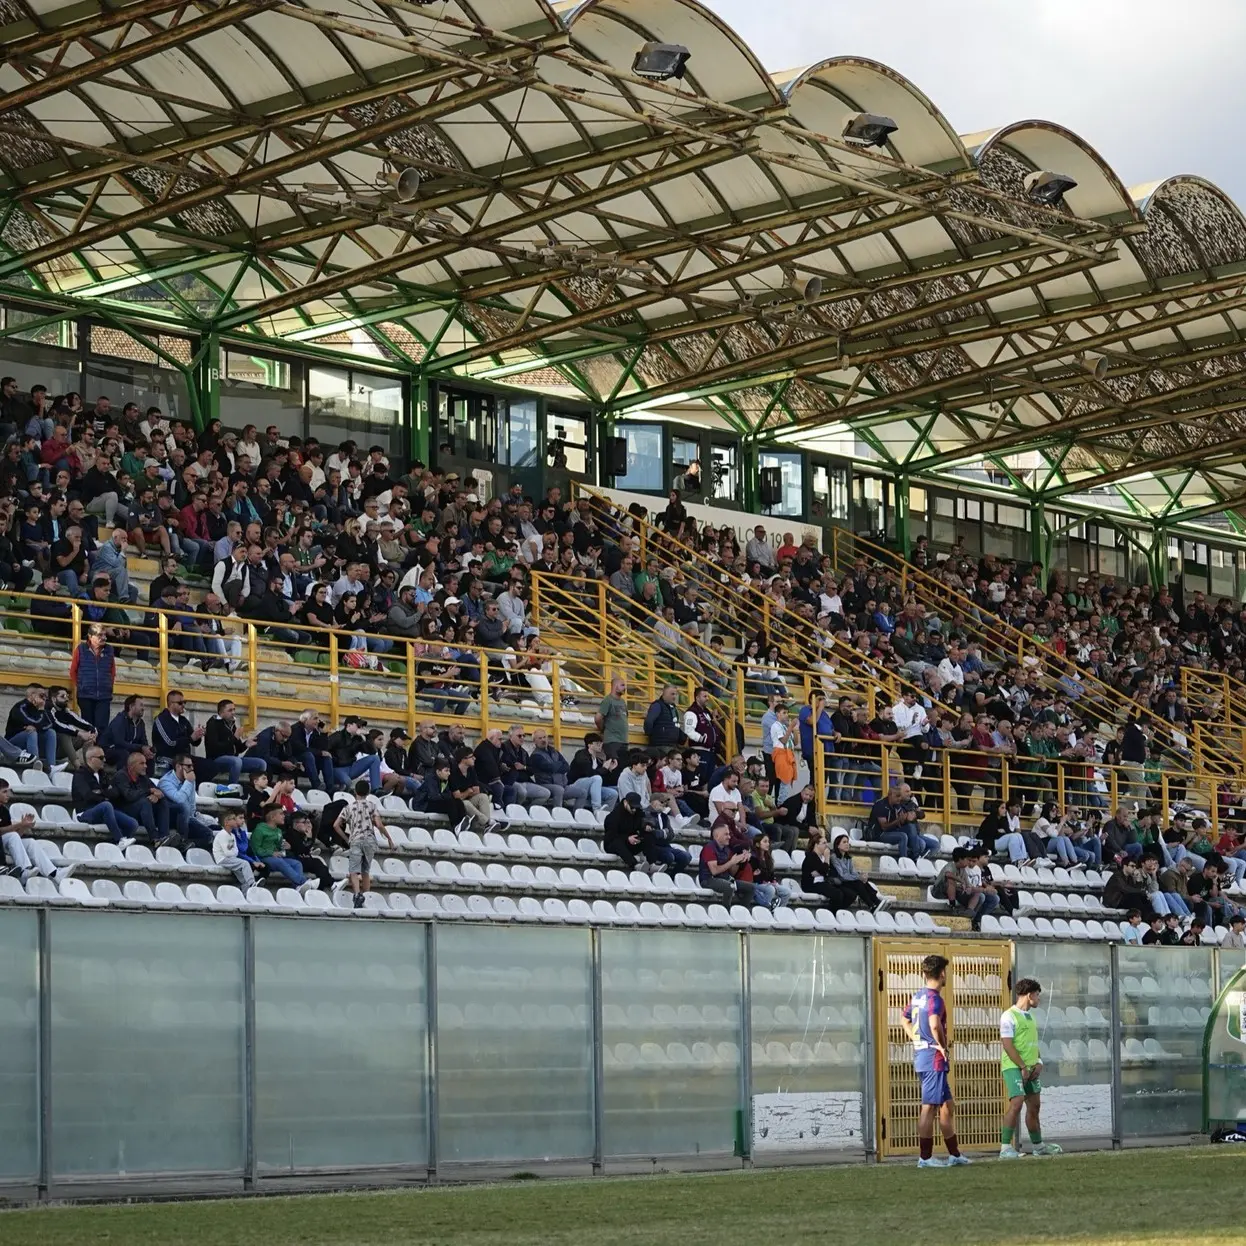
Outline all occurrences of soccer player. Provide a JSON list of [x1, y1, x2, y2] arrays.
[[999, 977, 1062, 1158], [901, 953, 969, 1168]]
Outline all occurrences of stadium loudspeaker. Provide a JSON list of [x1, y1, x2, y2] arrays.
[[606, 435, 628, 476], [759, 465, 782, 507]]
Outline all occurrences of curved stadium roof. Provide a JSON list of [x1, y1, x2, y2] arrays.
[[2, 0, 1246, 524]]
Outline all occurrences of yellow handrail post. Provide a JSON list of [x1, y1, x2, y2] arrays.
[[734, 665, 746, 740], [157, 612, 169, 706], [328, 629, 339, 726], [940, 749, 952, 829], [478, 646, 490, 736], [813, 738, 827, 825], [1001, 757, 1010, 806], [551, 658, 563, 752], [405, 640, 417, 736], [597, 581, 608, 650], [645, 652, 656, 709], [246, 624, 259, 722], [1056, 761, 1065, 811]]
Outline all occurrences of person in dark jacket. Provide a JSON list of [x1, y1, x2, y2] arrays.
[[71, 743, 139, 846], [1103, 860, 1150, 913], [69, 624, 115, 733], [412, 758, 460, 821], [643, 686, 683, 752], [246, 722, 298, 779], [641, 792, 691, 875], [568, 732, 619, 804], [327, 716, 381, 790], [406, 721, 441, 779], [6, 683, 59, 770], [290, 710, 334, 791], [151, 689, 202, 774], [473, 727, 511, 806], [100, 694, 152, 767], [775, 784, 818, 854], [499, 726, 552, 805], [108, 749, 171, 842], [828, 833, 886, 911], [203, 699, 268, 784], [800, 830, 851, 912], [603, 793, 645, 869], [238, 573, 310, 645]]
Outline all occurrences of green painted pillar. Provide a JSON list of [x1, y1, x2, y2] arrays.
[[410, 371, 430, 465], [191, 331, 220, 432], [894, 474, 910, 558], [1030, 499, 1049, 580], [1150, 523, 1168, 591]]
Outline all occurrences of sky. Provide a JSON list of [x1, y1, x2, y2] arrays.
[[700, 0, 1246, 204]]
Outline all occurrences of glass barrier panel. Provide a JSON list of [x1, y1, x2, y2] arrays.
[[1013, 941, 1114, 1141], [254, 920, 428, 1172], [748, 934, 868, 1155], [1115, 946, 1214, 1138], [49, 912, 246, 1177], [436, 926, 594, 1164], [0, 910, 39, 1182], [601, 929, 742, 1158]]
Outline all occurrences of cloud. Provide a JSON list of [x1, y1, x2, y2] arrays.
[[701, 0, 1246, 201]]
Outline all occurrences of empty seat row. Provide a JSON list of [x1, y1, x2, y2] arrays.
[[1016, 891, 1114, 915]]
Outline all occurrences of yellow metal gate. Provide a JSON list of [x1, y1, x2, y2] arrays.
[[874, 939, 1012, 1157]]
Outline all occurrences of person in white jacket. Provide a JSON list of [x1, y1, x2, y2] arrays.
[[212, 810, 255, 890]]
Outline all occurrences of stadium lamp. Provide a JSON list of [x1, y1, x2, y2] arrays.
[[632, 41, 691, 81], [842, 112, 898, 147], [380, 166, 421, 202], [1025, 170, 1077, 207]]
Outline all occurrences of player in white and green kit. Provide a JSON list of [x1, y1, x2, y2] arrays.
[[999, 978, 1062, 1158]]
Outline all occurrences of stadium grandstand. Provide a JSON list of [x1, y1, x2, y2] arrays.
[[1, 0, 1246, 1202]]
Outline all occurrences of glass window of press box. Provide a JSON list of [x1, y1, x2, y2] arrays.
[[758, 451, 803, 518], [309, 366, 405, 462]]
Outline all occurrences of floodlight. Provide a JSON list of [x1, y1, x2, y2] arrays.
[[1025, 170, 1077, 207], [842, 112, 898, 147], [632, 41, 691, 81]]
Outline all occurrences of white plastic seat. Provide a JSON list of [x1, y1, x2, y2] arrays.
[[433, 860, 461, 884], [60, 840, 94, 864], [541, 897, 571, 923], [505, 833, 535, 858], [467, 895, 495, 919], [573, 808, 599, 828], [125, 844, 157, 870], [94, 842, 125, 866], [486, 863, 514, 888], [408, 859, 435, 883], [493, 895, 520, 921], [156, 846, 191, 873], [90, 879, 124, 904], [627, 871, 655, 894], [122, 880, 164, 907], [613, 900, 642, 925], [728, 905, 754, 928], [534, 865, 561, 890], [246, 888, 279, 910], [276, 888, 307, 912], [440, 894, 469, 919], [791, 908, 816, 929], [414, 894, 443, 918], [557, 867, 585, 891], [61, 877, 107, 907], [185, 883, 223, 908], [526, 808, 555, 828], [660, 902, 688, 926], [551, 808, 577, 827], [515, 896, 544, 922], [387, 892, 417, 917], [432, 828, 460, 854], [682, 903, 709, 927]]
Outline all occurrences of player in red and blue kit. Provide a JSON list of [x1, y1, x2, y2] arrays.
[[900, 953, 969, 1168]]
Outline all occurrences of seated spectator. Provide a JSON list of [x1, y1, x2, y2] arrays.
[[6, 682, 59, 771], [212, 810, 258, 891], [1223, 913, 1246, 949], [1120, 909, 1145, 945], [616, 751, 652, 810], [204, 699, 269, 785], [708, 768, 748, 838], [100, 694, 151, 768], [640, 792, 691, 876], [954, 845, 1001, 931], [698, 818, 754, 906], [450, 747, 494, 833], [568, 733, 619, 808], [332, 783, 391, 909], [749, 832, 797, 909], [413, 757, 459, 821], [109, 749, 171, 844], [327, 716, 382, 791], [291, 709, 334, 792], [828, 834, 889, 912], [775, 783, 817, 855], [800, 829, 850, 911], [247, 720, 299, 781], [249, 805, 317, 894], [604, 792, 646, 870], [156, 753, 215, 849], [868, 782, 938, 860], [47, 685, 97, 769], [70, 743, 138, 848], [0, 778, 75, 886], [499, 726, 552, 805]]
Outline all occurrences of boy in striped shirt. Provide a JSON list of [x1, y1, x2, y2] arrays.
[[999, 978, 1062, 1158]]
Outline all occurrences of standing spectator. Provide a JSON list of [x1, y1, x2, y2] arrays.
[[698, 819, 754, 906], [596, 675, 630, 763], [71, 744, 139, 848], [250, 805, 317, 893], [69, 623, 115, 733], [6, 683, 59, 771], [1223, 914, 1246, 950], [683, 686, 720, 782], [203, 699, 269, 785], [0, 778, 75, 886], [643, 684, 683, 754], [333, 781, 393, 910], [798, 692, 838, 799], [212, 810, 258, 892]]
